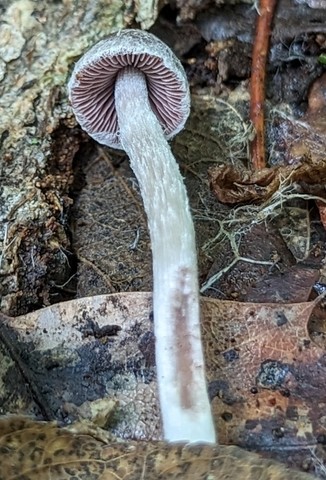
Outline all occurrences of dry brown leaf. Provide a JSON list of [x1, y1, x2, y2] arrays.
[[243, 265, 319, 303], [209, 157, 326, 205], [209, 164, 282, 204], [0, 415, 315, 479], [202, 299, 324, 446], [72, 148, 152, 298]]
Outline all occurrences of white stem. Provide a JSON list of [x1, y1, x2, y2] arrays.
[[115, 68, 216, 443]]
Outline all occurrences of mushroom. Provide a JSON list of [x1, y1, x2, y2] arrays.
[[68, 29, 216, 444]]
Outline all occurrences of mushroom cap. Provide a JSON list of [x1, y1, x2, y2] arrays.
[[68, 29, 190, 149]]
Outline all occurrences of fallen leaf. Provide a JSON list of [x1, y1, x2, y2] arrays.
[[0, 293, 325, 474], [244, 265, 319, 303], [209, 164, 280, 204], [0, 293, 160, 441], [0, 415, 315, 479], [209, 157, 326, 205]]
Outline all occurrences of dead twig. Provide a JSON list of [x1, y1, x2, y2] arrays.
[[250, 0, 277, 170]]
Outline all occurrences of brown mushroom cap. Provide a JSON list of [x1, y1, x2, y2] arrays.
[[68, 29, 190, 149]]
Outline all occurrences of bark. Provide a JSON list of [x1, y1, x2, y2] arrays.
[[0, 0, 136, 315]]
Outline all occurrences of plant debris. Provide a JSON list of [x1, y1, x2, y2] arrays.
[[0, 292, 326, 475], [0, 415, 314, 480]]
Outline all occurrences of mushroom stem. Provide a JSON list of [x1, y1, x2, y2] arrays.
[[115, 67, 216, 443]]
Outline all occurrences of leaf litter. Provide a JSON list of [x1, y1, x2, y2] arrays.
[[1, 0, 326, 478], [0, 292, 326, 476], [0, 415, 314, 480]]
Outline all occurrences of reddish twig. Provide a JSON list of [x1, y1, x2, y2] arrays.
[[250, 0, 277, 170]]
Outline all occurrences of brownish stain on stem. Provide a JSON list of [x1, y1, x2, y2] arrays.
[[171, 267, 195, 410]]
